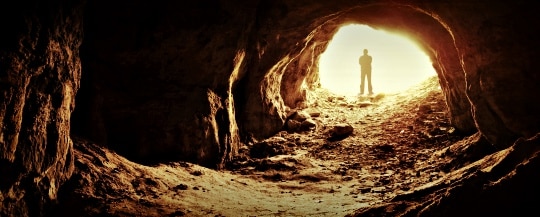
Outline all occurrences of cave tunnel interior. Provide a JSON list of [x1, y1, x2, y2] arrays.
[[70, 2, 459, 167], [3, 0, 540, 216]]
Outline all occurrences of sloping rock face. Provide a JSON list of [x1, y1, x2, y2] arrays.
[[72, 0, 539, 167], [71, 0, 249, 168], [350, 132, 540, 217], [0, 0, 84, 216], [2, 0, 539, 216]]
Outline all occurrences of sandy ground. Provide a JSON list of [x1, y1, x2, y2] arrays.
[[58, 75, 470, 217]]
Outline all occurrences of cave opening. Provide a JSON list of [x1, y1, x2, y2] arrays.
[[63, 4, 484, 216], [4, 1, 540, 216], [318, 24, 436, 97]]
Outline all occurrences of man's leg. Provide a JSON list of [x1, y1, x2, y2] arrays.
[[367, 71, 373, 95], [360, 71, 365, 94]]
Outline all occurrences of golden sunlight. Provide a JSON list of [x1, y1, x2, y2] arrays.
[[318, 24, 436, 96]]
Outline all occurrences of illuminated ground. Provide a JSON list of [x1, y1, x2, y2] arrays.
[[57, 76, 474, 217]]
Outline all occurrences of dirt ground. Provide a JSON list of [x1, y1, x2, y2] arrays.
[[57, 75, 474, 217]]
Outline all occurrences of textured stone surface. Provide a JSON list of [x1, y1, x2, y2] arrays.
[[68, 0, 540, 167], [1, 0, 539, 215], [0, 0, 84, 216], [445, 1, 540, 148], [70, 0, 250, 168]]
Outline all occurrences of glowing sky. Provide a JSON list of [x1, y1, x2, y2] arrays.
[[318, 24, 436, 96]]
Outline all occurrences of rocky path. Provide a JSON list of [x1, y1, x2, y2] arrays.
[[224, 75, 467, 215], [60, 75, 470, 217]]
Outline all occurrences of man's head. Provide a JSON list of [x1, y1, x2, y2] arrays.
[[363, 49, 368, 55]]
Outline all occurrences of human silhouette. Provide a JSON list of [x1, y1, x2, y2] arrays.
[[359, 49, 373, 95]]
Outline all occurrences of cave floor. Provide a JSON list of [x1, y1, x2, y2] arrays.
[[60, 75, 470, 217]]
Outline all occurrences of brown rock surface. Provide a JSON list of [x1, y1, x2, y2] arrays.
[[0, 1, 84, 216], [72, 0, 539, 166], [1, 0, 539, 216]]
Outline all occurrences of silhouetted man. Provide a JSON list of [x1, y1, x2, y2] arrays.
[[359, 49, 373, 95]]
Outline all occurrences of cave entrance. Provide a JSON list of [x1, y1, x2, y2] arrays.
[[318, 24, 436, 96]]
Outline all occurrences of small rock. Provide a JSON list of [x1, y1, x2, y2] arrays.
[[190, 170, 203, 176], [309, 111, 321, 117], [173, 184, 189, 191], [286, 119, 302, 132], [300, 119, 317, 131], [342, 176, 353, 181], [358, 101, 373, 107], [360, 187, 371, 193], [371, 186, 386, 193], [328, 124, 354, 141], [288, 110, 311, 122]]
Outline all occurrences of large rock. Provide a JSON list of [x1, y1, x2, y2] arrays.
[[328, 123, 354, 141], [0, 0, 84, 216]]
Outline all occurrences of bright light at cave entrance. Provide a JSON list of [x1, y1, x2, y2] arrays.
[[319, 24, 436, 96]]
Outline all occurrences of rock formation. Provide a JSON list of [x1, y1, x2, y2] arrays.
[[1, 0, 538, 216], [0, 1, 84, 216]]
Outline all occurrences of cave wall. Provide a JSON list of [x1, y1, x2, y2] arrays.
[[71, 0, 255, 167], [431, 1, 540, 148], [2, 0, 539, 215], [0, 0, 84, 216], [72, 0, 539, 167], [244, 0, 540, 148]]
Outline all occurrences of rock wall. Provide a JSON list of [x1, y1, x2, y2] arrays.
[[434, 1, 540, 148], [2, 0, 539, 215], [0, 0, 84, 216], [71, 0, 252, 167], [70, 0, 539, 167]]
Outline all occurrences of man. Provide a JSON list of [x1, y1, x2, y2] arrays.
[[359, 49, 373, 95]]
